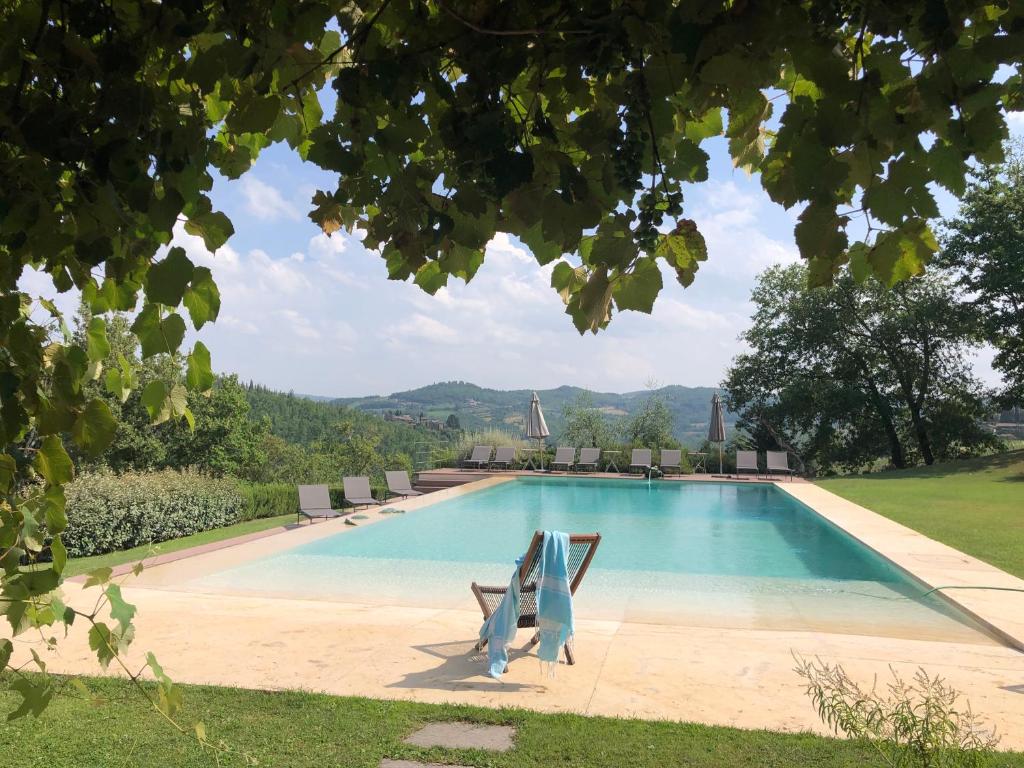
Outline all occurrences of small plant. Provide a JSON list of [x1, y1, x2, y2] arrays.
[[794, 655, 999, 768]]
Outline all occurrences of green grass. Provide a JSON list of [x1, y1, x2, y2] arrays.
[[8, 675, 1020, 768], [62, 514, 295, 578], [817, 450, 1024, 578]]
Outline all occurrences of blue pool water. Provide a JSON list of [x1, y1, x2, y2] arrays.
[[187, 478, 994, 642]]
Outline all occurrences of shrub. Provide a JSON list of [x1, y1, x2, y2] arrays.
[[794, 655, 998, 768], [237, 482, 297, 521], [453, 429, 530, 461], [63, 470, 247, 558]]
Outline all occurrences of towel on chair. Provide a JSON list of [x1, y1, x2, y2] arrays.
[[479, 531, 574, 680], [536, 531, 574, 675]]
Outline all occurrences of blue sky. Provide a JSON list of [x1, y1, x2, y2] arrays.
[[24, 113, 1019, 398]]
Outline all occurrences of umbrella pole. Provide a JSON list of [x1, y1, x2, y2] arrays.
[[719, 442, 723, 475]]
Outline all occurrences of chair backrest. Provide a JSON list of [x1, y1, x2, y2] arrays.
[[343, 476, 373, 499], [660, 449, 681, 465], [579, 447, 601, 464], [631, 448, 652, 465], [493, 446, 515, 463], [518, 531, 602, 595], [554, 446, 575, 464], [469, 445, 492, 462], [766, 451, 790, 471], [385, 470, 412, 491], [736, 450, 759, 470], [298, 484, 331, 511]]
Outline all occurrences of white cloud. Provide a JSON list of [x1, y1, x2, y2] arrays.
[[239, 176, 301, 221], [384, 313, 460, 345]]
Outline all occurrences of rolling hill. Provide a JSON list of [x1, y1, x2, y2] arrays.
[[331, 381, 734, 447]]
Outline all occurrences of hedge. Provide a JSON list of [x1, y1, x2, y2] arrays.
[[63, 470, 248, 558], [237, 482, 297, 521]]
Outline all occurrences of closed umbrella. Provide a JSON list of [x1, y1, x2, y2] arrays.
[[708, 393, 726, 475], [525, 391, 550, 471]]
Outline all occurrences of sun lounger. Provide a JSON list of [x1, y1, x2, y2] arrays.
[[629, 448, 652, 474], [342, 476, 382, 509], [464, 445, 493, 469], [766, 451, 795, 480], [385, 470, 423, 499], [736, 450, 760, 478], [660, 449, 682, 475], [472, 530, 601, 666], [490, 446, 516, 469], [577, 447, 601, 473], [297, 484, 343, 524], [551, 446, 576, 472]]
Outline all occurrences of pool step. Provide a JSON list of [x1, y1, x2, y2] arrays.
[[412, 470, 492, 493]]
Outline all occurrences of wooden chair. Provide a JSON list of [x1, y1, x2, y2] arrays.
[[471, 531, 601, 666]]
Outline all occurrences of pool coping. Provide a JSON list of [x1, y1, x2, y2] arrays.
[[86, 473, 1024, 652], [775, 483, 1024, 652]]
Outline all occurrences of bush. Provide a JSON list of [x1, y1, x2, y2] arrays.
[[237, 482, 298, 521], [63, 470, 247, 558]]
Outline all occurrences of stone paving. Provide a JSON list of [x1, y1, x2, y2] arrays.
[[403, 722, 515, 751]]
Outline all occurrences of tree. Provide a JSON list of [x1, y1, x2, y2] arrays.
[[939, 142, 1024, 403], [622, 391, 676, 449], [2, 0, 1022, 728], [725, 265, 996, 474], [560, 392, 610, 447], [444, 413, 461, 431]]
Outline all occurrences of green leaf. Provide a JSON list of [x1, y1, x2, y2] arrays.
[[186, 341, 214, 391], [105, 354, 136, 403], [71, 399, 117, 457], [654, 220, 707, 288], [0, 453, 16, 493], [33, 436, 74, 485], [184, 211, 234, 251], [613, 257, 663, 313], [131, 305, 186, 358], [50, 535, 67, 574], [413, 261, 448, 294], [145, 247, 195, 306], [868, 219, 937, 286], [183, 267, 220, 329], [141, 381, 169, 423], [0, 638, 12, 669], [85, 317, 109, 363], [88, 623, 117, 669], [82, 566, 113, 589], [104, 584, 136, 634], [228, 94, 282, 134], [684, 109, 723, 142], [6, 676, 53, 720], [794, 203, 849, 262]]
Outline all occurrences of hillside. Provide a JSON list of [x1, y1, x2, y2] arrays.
[[332, 381, 735, 446]]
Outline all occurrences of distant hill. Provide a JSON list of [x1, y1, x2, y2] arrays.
[[332, 381, 735, 447]]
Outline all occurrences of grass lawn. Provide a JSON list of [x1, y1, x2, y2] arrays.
[[8, 675, 1013, 768], [62, 514, 295, 578], [817, 450, 1024, 578]]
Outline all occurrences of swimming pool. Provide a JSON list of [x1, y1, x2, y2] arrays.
[[187, 477, 995, 643]]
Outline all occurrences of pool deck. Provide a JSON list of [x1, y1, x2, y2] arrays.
[[11, 475, 1024, 749]]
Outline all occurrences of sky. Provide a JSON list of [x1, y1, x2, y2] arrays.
[[22, 111, 1022, 399]]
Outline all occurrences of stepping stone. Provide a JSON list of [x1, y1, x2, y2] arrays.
[[380, 761, 468, 768], [403, 722, 515, 752]]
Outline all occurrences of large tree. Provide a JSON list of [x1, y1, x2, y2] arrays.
[[2, 0, 1022, 729], [939, 143, 1024, 404], [725, 265, 995, 473]]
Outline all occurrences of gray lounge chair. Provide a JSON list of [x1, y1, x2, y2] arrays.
[[736, 450, 760, 478], [342, 476, 382, 509], [766, 451, 795, 481], [551, 446, 576, 472], [385, 470, 423, 499], [660, 449, 682, 475], [297, 484, 343, 524], [577, 447, 601, 472], [629, 448, 652, 474], [464, 445, 493, 469], [490, 446, 516, 470]]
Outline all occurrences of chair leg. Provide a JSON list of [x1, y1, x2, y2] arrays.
[[528, 632, 539, 646], [564, 643, 575, 665]]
